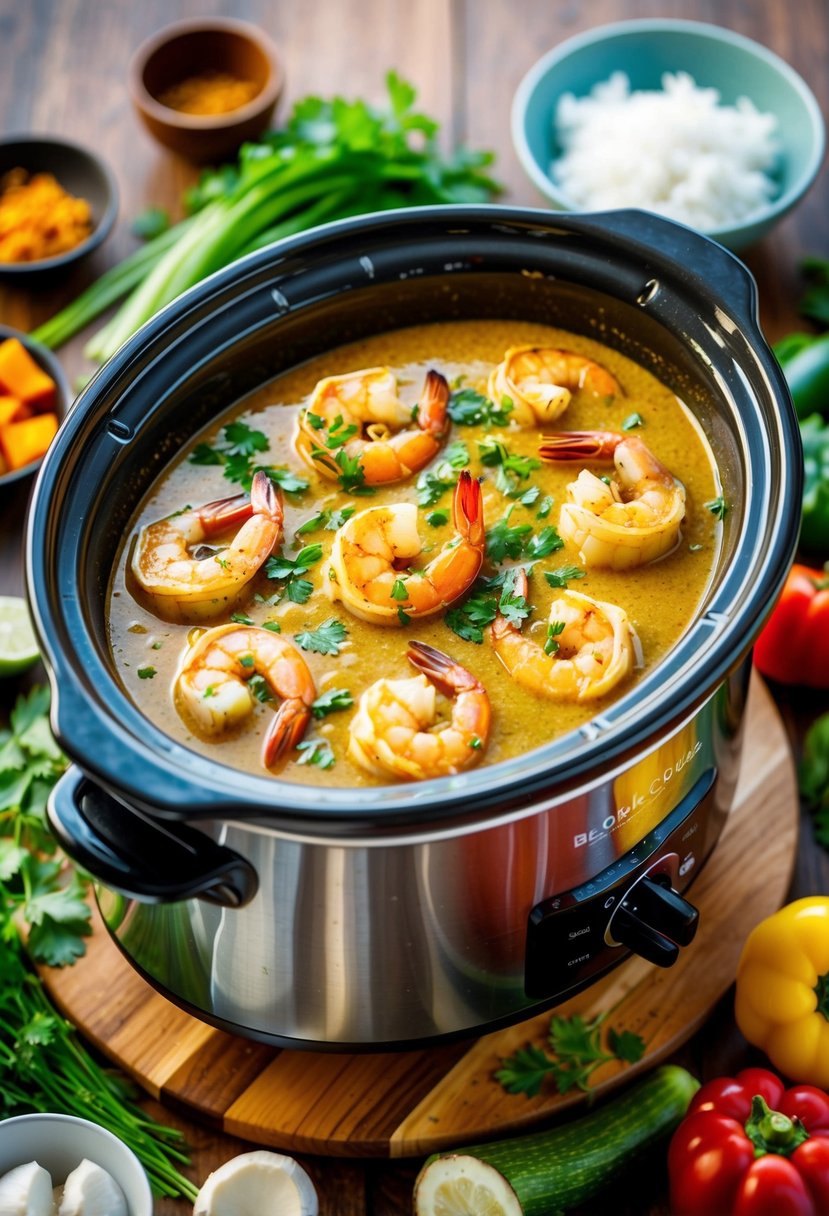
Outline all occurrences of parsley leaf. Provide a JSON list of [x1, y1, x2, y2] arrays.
[[417, 462, 458, 507], [526, 525, 564, 559], [705, 495, 729, 520], [325, 506, 356, 530], [295, 618, 348, 655], [545, 619, 566, 655], [137, 666, 156, 679], [265, 544, 321, 604], [544, 564, 586, 589], [448, 387, 513, 427], [223, 420, 269, 457], [497, 569, 532, 626], [537, 495, 554, 519], [444, 439, 470, 469], [486, 511, 533, 563], [445, 591, 499, 643], [311, 688, 354, 718], [621, 412, 644, 431], [247, 674, 274, 703], [496, 1011, 646, 1099], [296, 738, 336, 769], [426, 509, 449, 527], [187, 422, 308, 494]]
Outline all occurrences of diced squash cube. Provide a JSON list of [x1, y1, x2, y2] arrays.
[[0, 395, 26, 427], [0, 337, 56, 412], [0, 411, 59, 471]]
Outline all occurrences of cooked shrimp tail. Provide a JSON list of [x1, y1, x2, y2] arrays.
[[348, 643, 491, 780], [326, 469, 485, 624], [538, 430, 625, 461], [132, 470, 284, 621], [262, 698, 313, 766], [539, 431, 686, 570]]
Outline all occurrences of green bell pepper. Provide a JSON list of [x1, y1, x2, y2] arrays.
[[774, 332, 829, 421], [800, 413, 829, 552]]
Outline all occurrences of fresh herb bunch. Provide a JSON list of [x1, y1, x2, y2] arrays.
[[495, 1010, 645, 1098], [32, 73, 499, 358], [0, 687, 198, 1201], [801, 711, 829, 848], [0, 687, 90, 966], [190, 421, 309, 494]]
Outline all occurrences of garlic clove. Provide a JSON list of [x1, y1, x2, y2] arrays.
[[193, 1150, 318, 1216], [0, 1161, 56, 1216], [57, 1160, 126, 1216]]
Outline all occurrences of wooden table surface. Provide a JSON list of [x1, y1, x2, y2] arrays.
[[1, 1, 828, 1212]]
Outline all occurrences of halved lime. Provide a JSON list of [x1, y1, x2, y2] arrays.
[[0, 596, 40, 676]]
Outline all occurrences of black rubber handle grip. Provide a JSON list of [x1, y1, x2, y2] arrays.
[[47, 766, 258, 908]]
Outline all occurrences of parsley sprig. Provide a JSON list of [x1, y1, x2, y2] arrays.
[[190, 421, 309, 494], [295, 618, 348, 655], [306, 412, 375, 496], [448, 387, 513, 427], [263, 542, 323, 605], [495, 1011, 645, 1098]]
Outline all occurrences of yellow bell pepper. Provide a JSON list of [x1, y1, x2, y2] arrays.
[[735, 897, 829, 1088]]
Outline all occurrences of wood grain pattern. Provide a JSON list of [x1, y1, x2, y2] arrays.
[[39, 677, 798, 1160]]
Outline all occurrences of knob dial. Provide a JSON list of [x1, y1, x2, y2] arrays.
[[610, 875, 699, 968]]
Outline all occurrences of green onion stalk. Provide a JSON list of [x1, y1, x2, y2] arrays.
[[30, 73, 499, 363]]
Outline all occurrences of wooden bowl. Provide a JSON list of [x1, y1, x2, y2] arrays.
[[0, 136, 118, 277], [129, 18, 283, 163]]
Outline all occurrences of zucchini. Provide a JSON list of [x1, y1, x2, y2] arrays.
[[413, 1064, 698, 1216]]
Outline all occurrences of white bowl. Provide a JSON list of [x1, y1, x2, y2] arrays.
[[0, 1114, 152, 1216]]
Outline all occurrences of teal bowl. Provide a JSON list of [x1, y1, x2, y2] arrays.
[[512, 19, 825, 251]]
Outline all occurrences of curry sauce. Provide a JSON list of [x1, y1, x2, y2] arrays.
[[107, 319, 720, 786]]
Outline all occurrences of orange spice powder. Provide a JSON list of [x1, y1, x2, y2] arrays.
[[0, 168, 93, 263], [158, 72, 259, 116]]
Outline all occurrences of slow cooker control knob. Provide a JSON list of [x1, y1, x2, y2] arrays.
[[611, 876, 699, 968]]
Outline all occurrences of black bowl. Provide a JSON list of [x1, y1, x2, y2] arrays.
[[0, 136, 118, 277]]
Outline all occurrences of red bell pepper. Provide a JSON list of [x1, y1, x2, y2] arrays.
[[754, 564, 829, 687], [669, 1068, 829, 1215]]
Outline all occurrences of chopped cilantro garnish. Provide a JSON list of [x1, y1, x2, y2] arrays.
[[444, 439, 470, 469], [417, 463, 457, 507], [248, 673, 274, 702], [397, 606, 411, 625], [263, 466, 310, 495], [705, 495, 729, 520], [137, 666, 156, 679], [263, 619, 282, 632], [545, 620, 566, 656], [223, 420, 269, 457], [284, 578, 314, 604], [230, 611, 254, 625], [295, 510, 329, 536], [516, 485, 541, 507], [390, 578, 410, 602], [426, 508, 449, 527], [526, 525, 564, 559], [497, 569, 532, 626], [689, 543, 704, 552], [544, 564, 586, 588], [305, 410, 325, 430], [189, 443, 224, 466], [311, 688, 354, 719], [239, 654, 255, 669], [295, 618, 348, 655], [187, 422, 307, 494], [326, 506, 356, 530], [296, 738, 336, 769], [445, 591, 499, 643], [621, 412, 644, 431], [469, 736, 482, 749], [265, 544, 321, 605], [486, 510, 533, 563], [537, 495, 554, 519], [203, 685, 215, 698], [448, 387, 513, 427], [214, 555, 230, 571]]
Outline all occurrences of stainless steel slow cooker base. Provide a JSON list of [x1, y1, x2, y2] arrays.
[[34, 207, 800, 1047]]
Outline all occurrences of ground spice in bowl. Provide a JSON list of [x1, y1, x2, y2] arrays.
[[157, 71, 259, 116], [0, 168, 92, 263]]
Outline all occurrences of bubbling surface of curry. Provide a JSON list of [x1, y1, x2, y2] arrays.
[[108, 319, 720, 787]]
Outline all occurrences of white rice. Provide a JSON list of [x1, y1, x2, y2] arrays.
[[550, 71, 779, 230]]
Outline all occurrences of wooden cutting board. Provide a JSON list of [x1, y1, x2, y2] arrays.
[[41, 676, 798, 1158]]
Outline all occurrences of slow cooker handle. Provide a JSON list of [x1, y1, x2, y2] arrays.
[[590, 208, 758, 321], [47, 767, 258, 908]]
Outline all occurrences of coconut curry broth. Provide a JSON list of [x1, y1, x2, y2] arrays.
[[108, 320, 720, 787]]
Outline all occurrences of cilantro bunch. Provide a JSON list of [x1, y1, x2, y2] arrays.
[[0, 688, 198, 1200]]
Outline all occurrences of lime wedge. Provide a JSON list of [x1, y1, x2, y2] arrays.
[[0, 596, 40, 676]]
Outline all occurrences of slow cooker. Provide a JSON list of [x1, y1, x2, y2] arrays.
[[29, 206, 800, 1049]]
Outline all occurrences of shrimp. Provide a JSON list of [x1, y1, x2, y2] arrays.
[[488, 345, 621, 427], [294, 365, 450, 486], [539, 431, 686, 570], [175, 623, 316, 768], [348, 641, 491, 780], [327, 469, 485, 625], [490, 570, 638, 701], [131, 470, 283, 621]]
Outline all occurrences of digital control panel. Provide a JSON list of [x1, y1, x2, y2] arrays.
[[524, 768, 717, 1000]]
